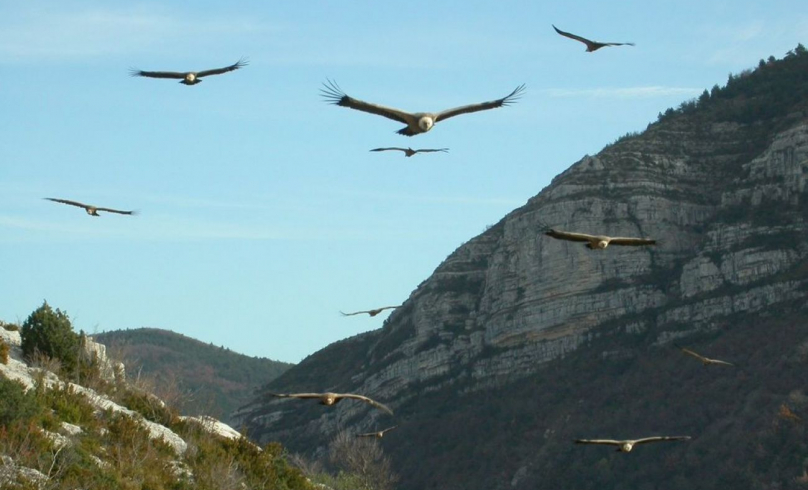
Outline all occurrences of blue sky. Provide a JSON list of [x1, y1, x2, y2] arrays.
[[1, 1, 805, 363]]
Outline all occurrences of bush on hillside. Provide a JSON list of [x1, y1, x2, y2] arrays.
[[20, 301, 81, 376], [0, 377, 42, 427], [0, 338, 9, 364]]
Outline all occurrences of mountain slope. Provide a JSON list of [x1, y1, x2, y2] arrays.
[[239, 46, 808, 490], [96, 328, 292, 424]]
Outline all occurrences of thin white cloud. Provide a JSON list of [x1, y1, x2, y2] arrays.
[[327, 188, 524, 207], [541, 86, 703, 99], [0, 5, 272, 60], [0, 213, 443, 243]]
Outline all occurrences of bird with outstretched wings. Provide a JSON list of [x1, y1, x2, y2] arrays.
[[321, 80, 525, 136], [370, 147, 449, 157], [130, 58, 248, 85], [575, 436, 691, 452], [269, 392, 393, 415], [45, 198, 136, 217], [340, 306, 400, 317], [552, 25, 634, 52], [675, 344, 734, 366], [544, 228, 656, 250]]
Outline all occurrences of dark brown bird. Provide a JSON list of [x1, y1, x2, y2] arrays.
[[321, 80, 525, 136], [130, 58, 247, 85], [370, 147, 449, 157], [552, 25, 635, 52], [544, 229, 656, 249], [269, 392, 393, 415], [44, 198, 136, 217], [340, 306, 400, 317], [675, 344, 734, 367], [575, 436, 691, 452], [357, 426, 398, 439]]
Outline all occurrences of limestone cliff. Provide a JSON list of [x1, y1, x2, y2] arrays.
[[239, 47, 808, 490]]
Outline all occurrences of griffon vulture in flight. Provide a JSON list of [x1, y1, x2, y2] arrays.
[[370, 147, 449, 157], [130, 58, 248, 85], [575, 436, 691, 452], [552, 25, 635, 52], [675, 344, 734, 367], [357, 426, 398, 439], [544, 229, 656, 250], [44, 198, 136, 217], [340, 306, 400, 317], [269, 392, 393, 415], [321, 80, 525, 136]]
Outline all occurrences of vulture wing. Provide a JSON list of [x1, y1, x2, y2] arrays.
[[130, 69, 187, 79], [339, 394, 394, 415], [196, 58, 249, 78], [435, 84, 525, 122], [545, 229, 598, 243], [321, 80, 416, 125], [608, 237, 657, 246], [44, 198, 90, 210]]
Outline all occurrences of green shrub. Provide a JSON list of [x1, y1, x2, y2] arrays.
[[0, 338, 9, 364], [20, 301, 81, 375], [0, 377, 43, 426]]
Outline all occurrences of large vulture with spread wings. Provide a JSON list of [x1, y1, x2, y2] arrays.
[[370, 147, 449, 157], [544, 228, 656, 250], [321, 80, 525, 136], [356, 426, 398, 439], [269, 392, 393, 415], [44, 198, 136, 217], [575, 436, 691, 452], [552, 25, 635, 52], [675, 344, 734, 367], [130, 58, 247, 85], [340, 306, 400, 317]]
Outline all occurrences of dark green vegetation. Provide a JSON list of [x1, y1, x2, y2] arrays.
[[0, 376, 314, 490], [95, 328, 292, 423], [2, 304, 314, 489], [242, 45, 808, 490], [21, 302, 83, 375]]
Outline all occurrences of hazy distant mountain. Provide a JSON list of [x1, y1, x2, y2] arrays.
[[95, 328, 292, 425], [238, 45, 808, 490]]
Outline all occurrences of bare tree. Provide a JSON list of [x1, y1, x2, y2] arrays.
[[328, 430, 398, 490]]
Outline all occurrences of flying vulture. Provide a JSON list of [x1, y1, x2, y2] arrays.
[[44, 198, 136, 217], [575, 436, 691, 452], [370, 147, 449, 157], [544, 229, 656, 250], [321, 80, 525, 136], [130, 58, 248, 85], [675, 344, 734, 367], [552, 25, 635, 52], [357, 426, 398, 439], [340, 306, 400, 317], [269, 392, 393, 415]]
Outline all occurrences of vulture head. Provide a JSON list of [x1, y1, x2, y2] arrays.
[[181, 73, 201, 85], [620, 442, 634, 452], [418, 116, 434, 132]]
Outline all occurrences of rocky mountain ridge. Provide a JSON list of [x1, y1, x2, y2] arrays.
[[238, 47, 808, 490]]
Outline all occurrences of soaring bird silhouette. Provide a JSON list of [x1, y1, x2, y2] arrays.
[[370, 147, 449, 157], [356, 426, 398, 439], [269, 392, 393, 415], [675, 344, 734, 367], [340, 306, 400, 317], [575, 436, 691, 452], [552, 25, 635, 52], [44, 198, 136, 217], [544, 228, 656, 249], [130, 58, 248, 85], [321, 80, 525, 136]]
